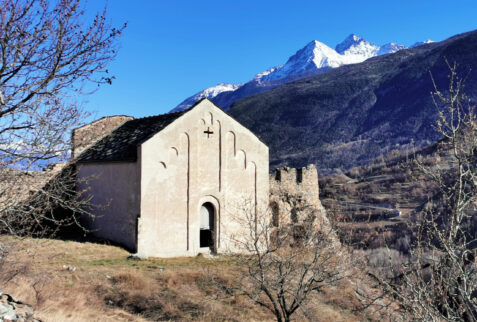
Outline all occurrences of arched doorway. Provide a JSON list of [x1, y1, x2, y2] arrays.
[[200, 202, 215, 251]]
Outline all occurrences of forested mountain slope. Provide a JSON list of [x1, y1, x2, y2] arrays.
[[228, 30, 477, 173]]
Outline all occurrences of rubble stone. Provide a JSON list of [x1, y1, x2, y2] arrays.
[[0, 292, 39, 322]]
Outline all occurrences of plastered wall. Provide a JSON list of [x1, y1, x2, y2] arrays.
[[77, 162, 140, 251], [138, 100, 269, 257]]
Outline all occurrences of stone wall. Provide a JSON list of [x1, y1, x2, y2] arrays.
[[71, 115, 133, 158], [269, 164, 329, 229]]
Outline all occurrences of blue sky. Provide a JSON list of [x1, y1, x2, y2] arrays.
[[83, 0, 477, 119]]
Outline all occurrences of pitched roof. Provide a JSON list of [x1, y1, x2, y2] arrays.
[[76, 110, 186, 163]]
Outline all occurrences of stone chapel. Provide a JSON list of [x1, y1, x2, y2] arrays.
[[73, 99, 269, 258]]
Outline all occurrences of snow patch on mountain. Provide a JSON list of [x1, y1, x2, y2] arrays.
[[253, 66, 283, 81], [172, 83, 242, 112], [378, 43, 408, 55], [410, 40, 434, 48], [336, 34, 380, 63], [195, 83, 241, 99]]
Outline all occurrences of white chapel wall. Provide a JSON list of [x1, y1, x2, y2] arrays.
[[138, 100, 269, 257]]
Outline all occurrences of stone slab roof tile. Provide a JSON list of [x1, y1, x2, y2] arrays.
[[76, 110, 186, 163]]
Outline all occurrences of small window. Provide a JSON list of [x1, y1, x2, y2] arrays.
[[296, 168, 303, 183]]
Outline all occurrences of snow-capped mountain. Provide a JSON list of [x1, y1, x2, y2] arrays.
[[335, 35, 410, 60], [172, 34, 427, 112], [257, 40, 342, 82], [173, 83, 241, 112], [256, 35, 407, 83], [378, 43, 408, 55], [335, 34, 380, 63], [253, 66, 282, 81]]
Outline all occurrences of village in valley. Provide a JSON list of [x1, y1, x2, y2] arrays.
[[0, 1, 475, 321]]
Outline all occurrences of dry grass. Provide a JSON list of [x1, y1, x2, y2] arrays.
[[0, 236, 370, 321]]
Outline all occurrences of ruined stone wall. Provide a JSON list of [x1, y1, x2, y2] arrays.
[[71, 116, 133, 158], [269, 164, 329, 228]]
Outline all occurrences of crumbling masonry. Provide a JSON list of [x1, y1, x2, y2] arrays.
[[269, 164, 329, 230]]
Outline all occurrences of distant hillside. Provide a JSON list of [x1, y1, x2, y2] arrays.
[[319, 141, 476, 251], [318, 145, 433, 249], [228, 30, 477, 173]]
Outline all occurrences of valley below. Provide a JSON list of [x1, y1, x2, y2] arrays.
[[320, 142, 476, 253]]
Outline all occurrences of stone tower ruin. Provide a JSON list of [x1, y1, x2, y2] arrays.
[[269, 164, 329, 229]]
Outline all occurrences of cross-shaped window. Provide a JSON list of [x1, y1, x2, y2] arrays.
[[203, 127, 214, 138]]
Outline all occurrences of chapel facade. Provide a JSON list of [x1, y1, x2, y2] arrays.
[[74, 99, 269, 258]]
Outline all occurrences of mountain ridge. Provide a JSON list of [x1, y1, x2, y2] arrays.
[[226, 29, 477, 173], [171, 34, 427, 112]]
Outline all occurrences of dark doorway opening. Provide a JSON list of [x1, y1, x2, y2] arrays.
[[200, 202, 215, 249], [271, 202, 279, 227]]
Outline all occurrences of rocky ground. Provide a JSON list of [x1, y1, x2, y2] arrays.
[[0, 291, 38, 322]]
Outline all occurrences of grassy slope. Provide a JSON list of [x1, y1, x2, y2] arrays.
[[1, 236, 366, 322]]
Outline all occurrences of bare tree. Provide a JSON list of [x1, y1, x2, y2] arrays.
[[0, 0, 124, 236], [220, 196, 344, 322], [368, 61, 477, 321]]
